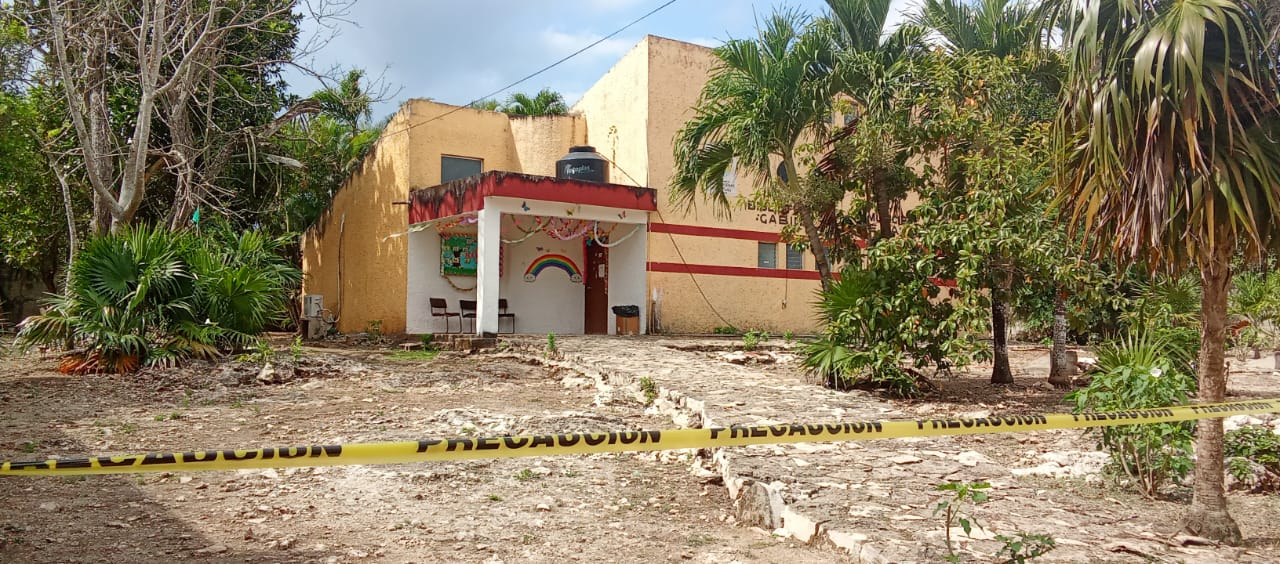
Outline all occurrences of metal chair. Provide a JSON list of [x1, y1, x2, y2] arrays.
[[459, 299, 477, 333], [429, 297, 460, 333], [498, 299, 516, 334]]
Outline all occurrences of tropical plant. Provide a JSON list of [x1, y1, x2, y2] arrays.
[[1052, 0, 1280, 542], [916, 0, 1054, 57], [671, 8, 839, 290], [467, 98, 502, 112], [1229, 269, 1280, 352], [16, 225, 299, 372], [817, 0, 927, 245], [803, 264, 973, 397], [1068, 329, 1197, 498], [501, 88, 568, 117], [17, 226, 206, 372]]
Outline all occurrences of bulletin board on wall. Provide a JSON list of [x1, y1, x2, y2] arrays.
[[440, 234, 478, 276], [439, 233, 503, 277]]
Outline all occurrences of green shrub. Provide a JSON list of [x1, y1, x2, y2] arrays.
[[803, 268, 977, 397], [1067, 329, 1196, 498], [742, 330, 768, 351], [1225, 425, 1280, 477], [713, 325, 740, 335], [16, 225, 299, 373]]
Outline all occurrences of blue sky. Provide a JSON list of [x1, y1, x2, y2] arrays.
[[287, 0, 916, 120]]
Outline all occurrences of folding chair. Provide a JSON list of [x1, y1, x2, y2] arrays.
[[429, 297, 460, 333]]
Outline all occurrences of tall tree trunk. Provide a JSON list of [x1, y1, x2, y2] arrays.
[[782, 153, 833, 292], [1048, 289, 1072, 387], [797, 206, 833, 292], [990, 294, 1013, 384], [1182, 236, 1242, 544], [52, 161, 79, 291]]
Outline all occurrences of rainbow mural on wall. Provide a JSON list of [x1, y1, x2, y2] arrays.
[[524, 254, 583, 283]]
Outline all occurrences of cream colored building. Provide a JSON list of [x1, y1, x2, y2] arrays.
[[302, 35, 824, 336]]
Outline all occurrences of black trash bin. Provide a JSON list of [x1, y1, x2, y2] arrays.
[[611, 305, 640, 335]]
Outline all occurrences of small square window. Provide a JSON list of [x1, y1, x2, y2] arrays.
[[757, 242, 777, 269], [441, 156, 482, 183], [785, 245, 804, 270]]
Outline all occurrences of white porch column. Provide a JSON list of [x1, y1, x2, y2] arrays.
[[475, 205, 501, 335]]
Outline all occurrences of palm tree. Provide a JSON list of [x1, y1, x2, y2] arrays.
[[823, 0, 927, 242], [917, 0, 1053, 56], [671, 9, 838, 290], [915, 0, 1058, 386], [501, 88, 569, 117], [1054, 0, 1280, 543]]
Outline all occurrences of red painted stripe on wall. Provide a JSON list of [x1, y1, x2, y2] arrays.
[[647, 261, 821, 280], [648, 222, 781, 243], [647, 261, 959, 287]]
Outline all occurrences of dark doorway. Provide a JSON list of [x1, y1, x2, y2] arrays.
[[584, 242, 609, 334]]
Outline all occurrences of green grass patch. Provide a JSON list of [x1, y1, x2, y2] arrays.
[[389, 349, 440, 361]]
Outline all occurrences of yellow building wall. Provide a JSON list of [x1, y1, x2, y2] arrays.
[[638, 36, 824, 334], [302, 100, 588, 334], [301, 107, 413, 334], [571, 39, 650, 187], [510, 115, 587, 176]]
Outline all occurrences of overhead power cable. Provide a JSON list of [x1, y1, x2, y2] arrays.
[[377, 0, 681, 140]]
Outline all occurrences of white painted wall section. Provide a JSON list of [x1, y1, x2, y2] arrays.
[[406, 227, 476, 334], [606, 224, 648, 334], [475, 205, 502, 334]]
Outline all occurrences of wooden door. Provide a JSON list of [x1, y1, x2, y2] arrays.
[[584, 243, 609, 334]]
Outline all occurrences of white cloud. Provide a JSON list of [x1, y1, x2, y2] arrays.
[[686, 37, 723, 48], [539, 29, 636, 61]]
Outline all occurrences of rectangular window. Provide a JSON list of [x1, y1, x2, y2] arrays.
[[441, 156, 482, 183], [757, 242, 777, 269], [785, 245, 805, 270]]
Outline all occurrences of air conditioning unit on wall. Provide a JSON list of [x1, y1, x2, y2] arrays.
[[303, 295, 323, 319]]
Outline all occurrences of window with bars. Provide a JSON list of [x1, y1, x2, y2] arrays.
[[758, 242, 777, 269]]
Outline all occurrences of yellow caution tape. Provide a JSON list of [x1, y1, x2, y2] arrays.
[[3, 398, 1278, 476]]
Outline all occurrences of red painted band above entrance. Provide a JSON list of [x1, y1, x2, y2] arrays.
[[648, 222, 782, 243], [409, 172, 658, 224]]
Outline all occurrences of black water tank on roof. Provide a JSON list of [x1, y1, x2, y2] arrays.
[[556, 145, 610, 183]]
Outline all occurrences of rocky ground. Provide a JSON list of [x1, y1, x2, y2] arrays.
[[1, 337, 1279, 563], [0, 348, 836, 563]]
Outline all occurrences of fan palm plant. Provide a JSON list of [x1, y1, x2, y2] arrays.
[[17, 225, 202, 372], [670, 9, 838, 289], [1053, 0, 1280, 543], [501, 88, 569, 117]]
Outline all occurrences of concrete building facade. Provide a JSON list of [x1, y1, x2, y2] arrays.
[[301, 35, 823, 336]]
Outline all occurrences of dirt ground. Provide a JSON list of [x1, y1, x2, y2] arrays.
[[892, 345, 1280, 557], [0, 348, 837, 563], [2, 341, 1280, 563]]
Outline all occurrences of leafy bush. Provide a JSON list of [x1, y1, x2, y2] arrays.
[[1067, 329, 1196, 498], [1225, 425, 1280, 477], [1229, 270, 1280, 353], [16, 225, 299, 373], [742, 330, 768, 351], [803, 266, 979, 397]]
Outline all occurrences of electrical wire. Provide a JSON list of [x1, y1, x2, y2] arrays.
[[375, 0, 681, 141], [604, 157, 736, 330]]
